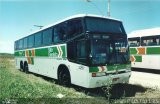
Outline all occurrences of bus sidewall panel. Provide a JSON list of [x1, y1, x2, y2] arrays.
[[68, 62, 90, 88], [131, 55, 160, 70]]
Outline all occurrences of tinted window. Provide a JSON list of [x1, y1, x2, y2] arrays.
[[77, 40, 86, 58], [28, 35, 34, 48], [67, 19, 83, 39], [141, 35, 160, 46], [14, 42, 16, 50], [43, 28, 52, 45], [76, 40, 86, 63], [128, 37, 140, 47], [14, 41, 19, 50], [67, 41, 76, 61], [67, 38, 87, 64], [19, 39, 23, 49], [54, 23, 67, 43], [24, 37, 28, 48], [85, 17, 125, 34], [35, 32, 42, 47], [158, 36, 160, 45]]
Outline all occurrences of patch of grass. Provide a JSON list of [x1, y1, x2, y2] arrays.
[[1, 53, 160, 103], [0, 53, 14, 58], [0, 70, 87, 99], [0, 55, 88, 99]]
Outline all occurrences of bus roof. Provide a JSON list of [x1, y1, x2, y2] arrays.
[[128, 27, 160, 38], [20, 14, 121, 39]]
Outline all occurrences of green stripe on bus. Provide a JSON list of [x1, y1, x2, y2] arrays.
[[146, 47, 160, 54], [89, 64, 130, 73], [35, 48, 48, 56], [48, 45, 66, 57], [89, 67, 99, 73], [29, 50, 32, 56], [49, 47, 59, 57], [61, 45, 66, 57], [130, 47, 160, 55], [15, 45, 68, 58], [14, 51, 25, 56], [14, 51, 19, 56], [130, 48, 137, 54], [31, 57, 34, 64], [15, 45, 67, 57], [134, 56, 142, 62], [107, 64, 130, 71]]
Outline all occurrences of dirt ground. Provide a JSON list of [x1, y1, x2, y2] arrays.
[[130, 71, 160, 90]]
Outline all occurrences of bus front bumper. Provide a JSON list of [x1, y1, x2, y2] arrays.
[[88, 71, 131, 88]]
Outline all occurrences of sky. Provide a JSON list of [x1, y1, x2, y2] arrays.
[[0, 0, 160, 53]]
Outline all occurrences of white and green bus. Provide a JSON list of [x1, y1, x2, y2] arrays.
[[128, 28, 160, 70], [15, 14, 131, 88]]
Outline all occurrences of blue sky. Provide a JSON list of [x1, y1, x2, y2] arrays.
[[0, 0, 160, 53]]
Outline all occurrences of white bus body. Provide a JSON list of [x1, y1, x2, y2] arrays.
[[15, 14, 131, 88], [128, 28, 160, 70]]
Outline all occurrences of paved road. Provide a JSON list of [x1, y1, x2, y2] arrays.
[[129, 71, 160, 89]]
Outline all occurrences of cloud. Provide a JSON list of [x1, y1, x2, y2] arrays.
[[0, 40, 14, 53]]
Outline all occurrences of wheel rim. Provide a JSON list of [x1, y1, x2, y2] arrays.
[[59, 71, 70, 86], [25, 64, 28, 73], [62, 73, 69, 85], [20, 62, 23, 71]]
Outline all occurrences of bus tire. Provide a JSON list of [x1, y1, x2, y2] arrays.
[[20, 61, 24, 72], [58, 66, 71, 87], [24, 62, 29, 73]]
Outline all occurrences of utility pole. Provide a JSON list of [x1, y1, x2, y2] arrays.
[[107, 0, 110, 17]]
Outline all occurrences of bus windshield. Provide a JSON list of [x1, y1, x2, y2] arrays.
[[90, 34, 129, 65], [85, 17, 126, 34]]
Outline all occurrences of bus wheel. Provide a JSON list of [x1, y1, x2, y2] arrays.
[[20, 61, 24, 72], [58, 69, 71, 87], [24, 62, 29, 73]]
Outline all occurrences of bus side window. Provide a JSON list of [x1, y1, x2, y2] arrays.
[[15, 41, 18, 50], [149, 38, 157, 46], [28, 35, 34, 48], [67, 41, 76, 61], [19, 39, 23, 49], [35, 32, 42, 47], [128, 37, 140, 47], [77, 40, 86, 63], [141, 36, 159, 46], [54, 23, 67, 43], [157, 36, 160, 45], [129, 43, 138, 47], [141, 40, 147, 46], [14, 42, 16, 50], [43, 28, 52, 45], [156, 38, 159, 45], [24, 37, 28, 49], [67, 19, 83, 39], [54, 27, 61, 43]]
